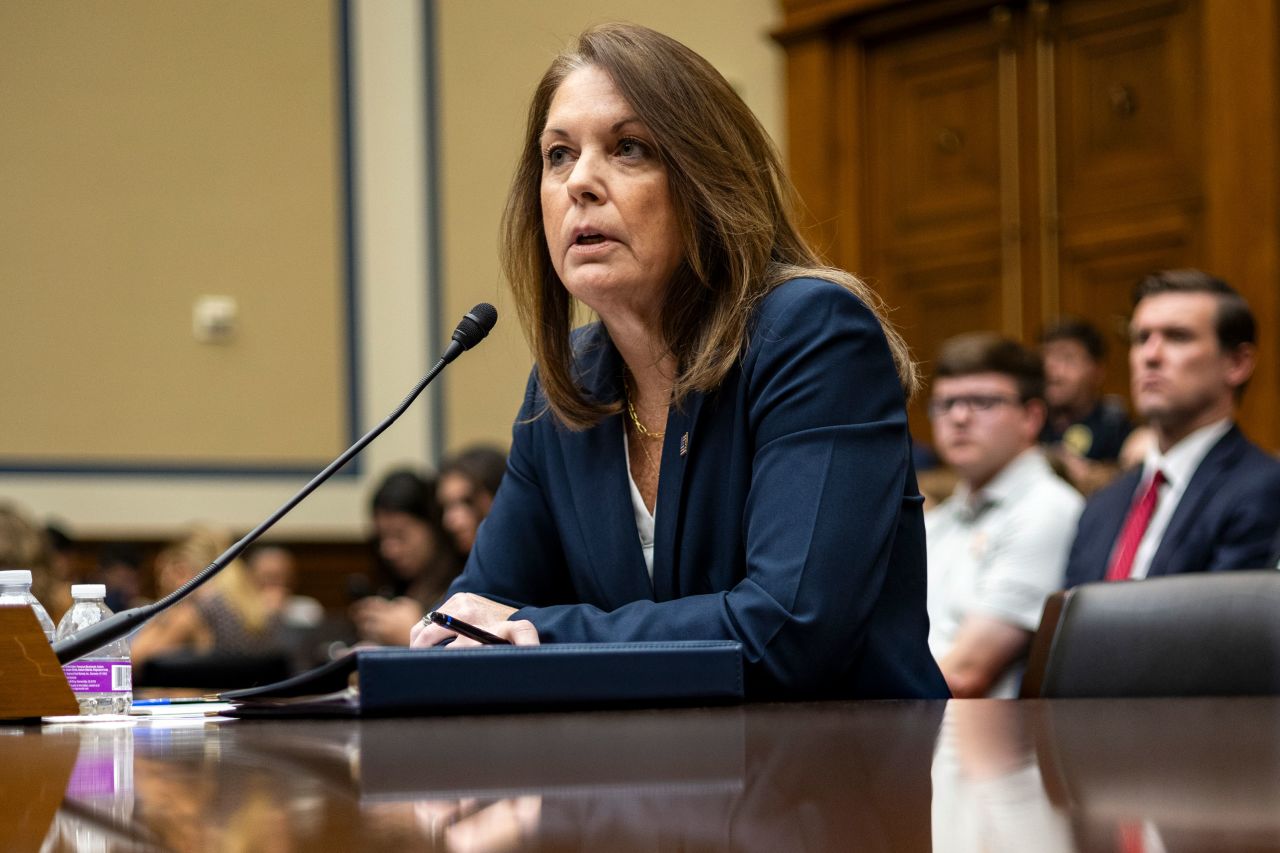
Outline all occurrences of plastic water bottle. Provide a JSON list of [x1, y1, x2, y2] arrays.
[[0, 568, 56, 643], [56, 584, 133, 715], [42, 724, 135, 852]]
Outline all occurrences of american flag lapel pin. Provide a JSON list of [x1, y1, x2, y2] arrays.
[[679, 432, 689, 457]]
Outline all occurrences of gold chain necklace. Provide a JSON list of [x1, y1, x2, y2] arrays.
[[631, 419, 659, 472], [624, 374, 665, 441], [624, 371, 664, 479], [626, 396, 666, 441]]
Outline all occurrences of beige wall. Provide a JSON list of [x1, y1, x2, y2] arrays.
[[1, 1, 348, 464], [0, 0, 783, 538]]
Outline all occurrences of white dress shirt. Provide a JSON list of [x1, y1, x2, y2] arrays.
[[1123, 418, 1233, 580]]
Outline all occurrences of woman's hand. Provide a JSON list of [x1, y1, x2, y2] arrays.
[[350, 595, 425, 646], [409, 592, 540, 648]]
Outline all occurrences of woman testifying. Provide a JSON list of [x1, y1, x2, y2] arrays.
[[411, 23, 948, 700]]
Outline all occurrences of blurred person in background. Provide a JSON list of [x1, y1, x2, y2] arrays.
[[1066, 270, 1280, 586], [245, 545, 327, 671], [1117, 424, 1155, 473], [925, 334, 1083, 697], [1038, 318, 1132, 495], [246, 545, 323, 629], [437, 445, 507, 556], [0, 501, 67, 620], [94, 542, 150, 613], [44, 521, 78, 619], [131, 526, 276, 665], [350, 469, 462, 645]]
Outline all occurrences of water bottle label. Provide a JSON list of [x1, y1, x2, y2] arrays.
[[63, 661, 132, 693], [68, 754, 124, 797]]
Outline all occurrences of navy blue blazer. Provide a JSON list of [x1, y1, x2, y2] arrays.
[[1065, 425, 1280, 587], [448, 278, 948, 700]]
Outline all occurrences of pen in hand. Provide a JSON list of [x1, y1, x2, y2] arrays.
[[428, 610, 512, 645]]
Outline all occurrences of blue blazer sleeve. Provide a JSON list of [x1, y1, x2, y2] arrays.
[[448, 278, 947, 700]]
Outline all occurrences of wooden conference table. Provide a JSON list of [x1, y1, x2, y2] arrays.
[[5, 697, 1279, 851]]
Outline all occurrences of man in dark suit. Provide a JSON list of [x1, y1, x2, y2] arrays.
[[1065, 270, 1280, 586]]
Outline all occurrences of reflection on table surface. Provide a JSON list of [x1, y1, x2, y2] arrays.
[[4, 697, 1279, 851]]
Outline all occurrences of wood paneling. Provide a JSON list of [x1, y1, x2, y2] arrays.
[[1202, 0, 1280, 447], [1054, 0, 1201, 219], [777, 0, 1280, 450], [867, 20, 1004, 246], [1058, 213, 1200, 398], [1054, 0, 1204, 402], [863, 10, 1014, 437], [786, 34, 841, 254], [67, 537, 375, 612]]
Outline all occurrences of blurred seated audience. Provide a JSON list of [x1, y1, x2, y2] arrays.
[[350, 469, 462, 645], [1117, 424, 1154, 473], [245, 545, 328, 671], [131, 526, 279, 666], [437, 445, 507, 556], [925, 334, 1083, 697], [1038, 318, 1132, 494], [245, 545, 323, 629], [44, 521, 78, 619], [94, 542, 150, 613], [0, 501, 68, 621], [1066, 270, 1280, 586]]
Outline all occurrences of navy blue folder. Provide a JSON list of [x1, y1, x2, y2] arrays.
[[223, 641, 744, 716]]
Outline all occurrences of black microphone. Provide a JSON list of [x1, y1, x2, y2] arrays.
[[442, 302, 498, 362], [53, 304, 499, 665]]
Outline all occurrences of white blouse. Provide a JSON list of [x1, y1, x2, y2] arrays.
[[622, 429, 656, 583]]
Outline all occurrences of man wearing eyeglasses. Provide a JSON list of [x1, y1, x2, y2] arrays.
[[924, 333, 1084, 697]]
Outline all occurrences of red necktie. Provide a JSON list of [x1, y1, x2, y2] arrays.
[[1116, 821, 1146, 853], [1105, 470, 1166, 581]]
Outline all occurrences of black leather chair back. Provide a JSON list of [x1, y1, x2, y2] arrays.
[[1022, 571, 1280, 698]]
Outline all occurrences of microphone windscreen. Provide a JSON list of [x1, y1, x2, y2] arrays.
[[452, 303, 498, 351]]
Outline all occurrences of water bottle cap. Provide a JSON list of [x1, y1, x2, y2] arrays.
[[71, 583, 107, 599], [0, 569, 33, 585]]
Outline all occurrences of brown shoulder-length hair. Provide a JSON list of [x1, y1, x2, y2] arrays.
[[502, 22, 919, 429]]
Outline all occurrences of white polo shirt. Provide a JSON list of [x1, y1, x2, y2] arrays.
[[925, 447, 1084, 697]]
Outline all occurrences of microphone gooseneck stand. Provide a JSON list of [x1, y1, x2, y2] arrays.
[[53, 304, 498, 665]]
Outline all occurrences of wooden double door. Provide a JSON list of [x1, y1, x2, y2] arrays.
[[777, 0, 1279, 447]]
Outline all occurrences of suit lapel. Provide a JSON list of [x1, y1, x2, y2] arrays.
[[1149, 427, 1243, 575], [563, 328, 654, 605], [1092, 470, 1141, 580], [650, 389, 707, 601]]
